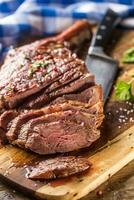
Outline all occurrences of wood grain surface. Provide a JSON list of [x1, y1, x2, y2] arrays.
[[0, 29, 134, 200]]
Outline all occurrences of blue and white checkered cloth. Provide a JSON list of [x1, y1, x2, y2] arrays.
[[0, 0, 134, 58]]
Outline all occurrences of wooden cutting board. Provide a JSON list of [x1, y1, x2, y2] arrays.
[[0, 30, 134, 200]]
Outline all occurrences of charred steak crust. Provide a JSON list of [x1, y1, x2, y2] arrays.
[[0, 20, 104, 157], [0, 41, 87, 109]]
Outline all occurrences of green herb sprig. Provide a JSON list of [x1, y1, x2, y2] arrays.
[[115, 46, 134, 101], [122, 47, 134, 63], [115, 81, 132, 101], [28, 60, 49, 77], [115, 76, 134, 101], [31, 60, 49, 69]]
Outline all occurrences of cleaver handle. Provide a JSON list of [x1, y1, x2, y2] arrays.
[[90, 9, 121, 49]]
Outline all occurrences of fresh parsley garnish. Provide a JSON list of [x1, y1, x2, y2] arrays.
[[32, 60, 49, 69], [122, 47, 134, 63], [28, 60, 49, 77], [115, 81, 132, 101]]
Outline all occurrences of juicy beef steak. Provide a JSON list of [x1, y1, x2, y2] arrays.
[[6, 86, 103, 154], [28, 156, 91, 180], [0, 20, 104, 157], [0, 41, 86, 109], [0, 20, 91, 110]]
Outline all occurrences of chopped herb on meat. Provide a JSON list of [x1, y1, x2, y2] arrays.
[[32, 60, 49, 69]]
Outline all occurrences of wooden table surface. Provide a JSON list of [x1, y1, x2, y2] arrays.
[[0, 29, 134, 200]]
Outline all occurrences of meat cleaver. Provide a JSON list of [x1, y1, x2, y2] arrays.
[[86, 9, 121, 102]]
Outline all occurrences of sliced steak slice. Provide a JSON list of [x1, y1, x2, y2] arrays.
[[25, 120, 100, 154], [44, 69, 94, 95], [6, 110, 44, 142], [51, 85, 103, 106], [12, 109, 102, 154], [20, 73, 94, 109], [0, 110, 18, 131], [0, 110, 18, 143], [7, 105, 71, 143], [28, 156, 91, 180]]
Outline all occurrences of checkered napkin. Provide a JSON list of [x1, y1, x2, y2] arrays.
[[0, 0, 134, 58]]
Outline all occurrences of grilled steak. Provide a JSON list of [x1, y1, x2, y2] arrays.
[[28, 156, 91, 180], [0, 20, 91, 109], [0, 42, 85, 109], [0, 20, 104, 157]]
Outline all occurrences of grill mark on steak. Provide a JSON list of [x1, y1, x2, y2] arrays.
[[20, 73, 94, 109], [19, 66, 84, 109], [28, 156, 91, 180], [0, 41, 86, 109], [44, 73, 93, 94], [8, 61, 83, 108]]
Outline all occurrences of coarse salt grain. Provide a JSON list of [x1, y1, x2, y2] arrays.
[[129, 117, 133, 122], [120, 115, 125, 118], [127, 111, 130, 115]]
